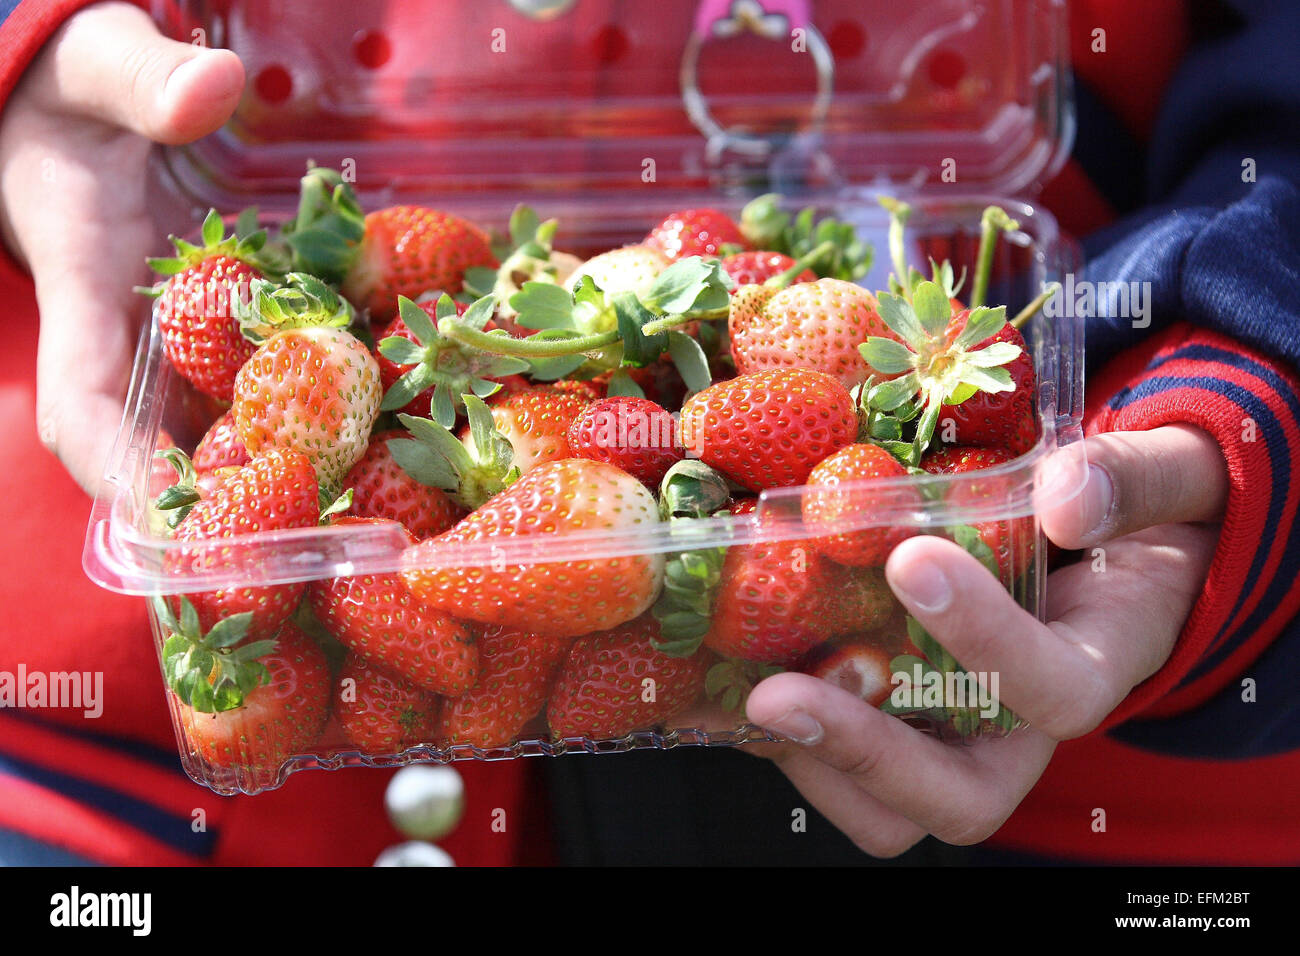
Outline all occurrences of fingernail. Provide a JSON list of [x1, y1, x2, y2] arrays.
[[1079, 464, 1115, 542], [890, 558, 953, 612], [764, 707, 824, 745]]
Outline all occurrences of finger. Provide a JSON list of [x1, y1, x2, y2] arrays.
[[33, 2, 244, 144], [884, 532, 1207, 738], [747, 672, 1056, 845], [1039, 425, 1227, 550]]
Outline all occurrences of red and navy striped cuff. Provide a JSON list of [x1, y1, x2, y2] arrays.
[[1086, 323, 1300, 749]]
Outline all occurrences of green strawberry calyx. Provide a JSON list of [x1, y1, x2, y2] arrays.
[[378, 294, 530, 426], [279, 165, 366, 285], [386, 397, 520, 510], [155, 596, 276, 714], [239, 272, 355, 342], [738, 194, 874, 281], [152, 448, 201, 529], [139, 207, 286, 298], [858, 280, 1022, 464], [705, 659, 784, 714], [649, 461, 735, 657], [463, 204, 570, 317]]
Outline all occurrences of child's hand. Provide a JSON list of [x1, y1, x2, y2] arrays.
[[0, 2, 243, 496], [745, 424, 1226, 855]]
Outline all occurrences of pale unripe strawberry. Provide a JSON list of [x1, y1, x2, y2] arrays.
[[564, 244, 669, 309], [234, 325, 382, 493], [729, 278, 893, 389]]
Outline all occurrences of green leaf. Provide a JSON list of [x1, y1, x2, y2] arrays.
[[510, 282, 577, 330], [604, 368, 645, 398], [397, 296, 438, 343], [430, 385, 456, 429], [912, 281, 951, 337], [642, 257, 731, 315], [613, 292, 667, 367], [658, 460, 731, 519], [234, 207, 260, 241], [509, 204, 540, 248], [859, 337, 916, 375], [666, 330, 712, 394], [952, 305, 1007, 350], [527, 353, 589, 382], [204, 612, 255, 649], [875, 293, 928, 348], [462, 266, 498, 298], [387, 435, 459, 490], [868, 373, 920, 411], [964, 341, 1022, 369], [380, 361, 436, 412], [951, 525, 1000, 577], [318, 488, 354, 524], [956, 365, 1014, 394], [377, 336, 426, 367]]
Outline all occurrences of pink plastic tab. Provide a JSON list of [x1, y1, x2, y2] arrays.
[[693, 0, 811, 38]]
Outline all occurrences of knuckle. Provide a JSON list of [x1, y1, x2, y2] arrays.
[[118, 43, 167, 113], [841, 743, 889, 782]]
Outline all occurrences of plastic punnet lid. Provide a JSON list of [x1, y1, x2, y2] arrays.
[[156, 0, 1072, 219]]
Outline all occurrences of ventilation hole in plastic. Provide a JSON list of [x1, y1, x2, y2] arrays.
[[591, 24, 628, 63], [926, 49, 967, 89], [254, 64, 293, 104], [353, 30, 392, 69], [827, 20, 866, 60]]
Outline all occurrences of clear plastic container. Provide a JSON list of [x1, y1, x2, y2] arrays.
[[84, 0, 1085, 794]]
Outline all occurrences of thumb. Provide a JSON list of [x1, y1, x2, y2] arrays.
[[33, 2, 244, 144]]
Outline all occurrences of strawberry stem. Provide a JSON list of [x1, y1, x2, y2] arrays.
[[438, 319, 621, 357], [969, 206, 1020, 310], [879, 197, 913, 301], [639, 307, 729, 338], [1009, 282, 1061, 330], [762, 239, 837, 289]]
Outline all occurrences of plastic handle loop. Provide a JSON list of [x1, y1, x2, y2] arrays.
[[682, 0, 833, 160]]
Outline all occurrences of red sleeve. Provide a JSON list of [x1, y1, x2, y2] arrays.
[[1085, 322, 1300, 727]]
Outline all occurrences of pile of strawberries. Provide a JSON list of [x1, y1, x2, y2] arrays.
[[144, 167, 1041, 786]]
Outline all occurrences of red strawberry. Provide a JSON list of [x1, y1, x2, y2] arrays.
[[335, 653, 440, 753], [547, 616, 709, 739], [176, 623, 330, 782], [720, 250, 815, 287], [437, 626, 571, 749], [803, 443, 920, 567], [309, 518, 479, 697], [149, 210, 271, 402], [566, 397, 684, 488], [232, 276, 382, 492], [679, 368, 857, 492], [344, 430, 462, 538], [191, 410, 251, 474], [921, 445, 1035, 581], [466, 386, 590, 474], [402, 459, 664, 638], [823, 565, 897, 636], [805, 643, 893, 707], [343, 206, 497, 320], [728, 278, 892, 389], [937, 322, 1037, 455], [645, 208, 747, 261], [548, 378, 604, 402], [170, 449, 319, 640], [703, 538, 837, 665]]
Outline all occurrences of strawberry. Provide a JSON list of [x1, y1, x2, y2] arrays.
[[802, 443, 920, 567], [645, 208, 746, 261], [176, 622, 330, 781], [169, 448, 319, 641], [232, 275, 382, 493], [437, 626, 571, 749], [703, 537, 837, 665], [548, 378, 604, 402], [678, 368, 857, 492], [147, 210, 276, 402], [921, 445, 1035, 581], [402, 459, 665, 638], [728, 278, 891, 389], [937, 321, 1036, 455], [374, 298, 470, 418], [344, 430, 462, 538], [468, 386, 590, 474], [563, 244, 669, 301], [547, 616, 709, 739], [720, 250, 815, 287], [309, 518, 478, 697], [335, 653, 440, 753], [823, 565, 897, 636], [191, 410, 250, 474], [343, 206, 496, 320], [805, 643, 893, 707], [566, 396, 683, 487]]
